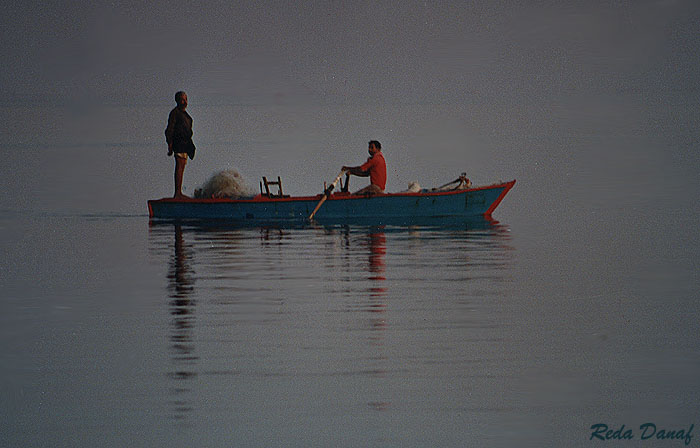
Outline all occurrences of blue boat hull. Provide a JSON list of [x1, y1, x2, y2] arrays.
[[148, 180, 515, 223]]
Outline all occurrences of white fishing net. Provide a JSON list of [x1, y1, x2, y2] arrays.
[[194, 170, 255, 199]]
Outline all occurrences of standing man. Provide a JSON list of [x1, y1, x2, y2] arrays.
[[165, 91, 196, 198], [342, 140, 386, 195]]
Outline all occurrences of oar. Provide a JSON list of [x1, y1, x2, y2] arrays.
[[309, 170, 345, 220]]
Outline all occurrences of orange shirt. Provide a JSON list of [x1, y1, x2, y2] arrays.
[[360, 151, 387, 191]]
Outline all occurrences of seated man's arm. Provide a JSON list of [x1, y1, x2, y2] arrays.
[[342, 165, 369, 177]]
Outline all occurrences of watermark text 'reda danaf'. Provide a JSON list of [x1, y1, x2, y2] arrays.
[[590, 423, 694, 445]]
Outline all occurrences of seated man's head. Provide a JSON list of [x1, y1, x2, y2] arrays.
[[368, 140, 381, 156]]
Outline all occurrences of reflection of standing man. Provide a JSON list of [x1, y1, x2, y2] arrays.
[[165, 91, 196, 198], [167, 224, 197, 421]]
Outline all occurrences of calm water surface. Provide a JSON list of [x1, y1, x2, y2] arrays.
[[1, 215, 519, 447], [2, 208, 698, 447]]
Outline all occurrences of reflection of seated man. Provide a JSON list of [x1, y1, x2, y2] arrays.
[[341, 140, 386, 195]]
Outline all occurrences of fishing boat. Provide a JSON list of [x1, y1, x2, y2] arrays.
[[148, 174, 515, 224]]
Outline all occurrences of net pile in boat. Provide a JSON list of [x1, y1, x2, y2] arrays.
[[194, 170, 255, 199]]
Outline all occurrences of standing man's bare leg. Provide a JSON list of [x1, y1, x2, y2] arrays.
[[174, 156, 188, 198]]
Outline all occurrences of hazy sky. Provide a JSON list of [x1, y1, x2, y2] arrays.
[[3, 0, 699, 106], [1, 0, 699, 214]]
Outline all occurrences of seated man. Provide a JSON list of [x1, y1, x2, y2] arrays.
[[341, 140, 386, 195]]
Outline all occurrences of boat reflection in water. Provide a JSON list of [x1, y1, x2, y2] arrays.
[[148, 216, 512, 428]]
